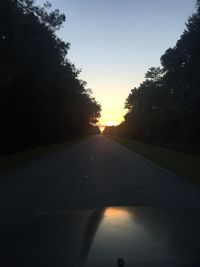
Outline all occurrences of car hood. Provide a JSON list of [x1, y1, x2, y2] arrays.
[[0, 207, 200, 267]]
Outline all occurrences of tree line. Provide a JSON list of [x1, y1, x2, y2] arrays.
[[104, 0, 200, 151], [0, 0, 101, 154]]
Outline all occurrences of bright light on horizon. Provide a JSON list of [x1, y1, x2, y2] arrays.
[[95, 94, 127, 127], [104, 121, 117, 127]]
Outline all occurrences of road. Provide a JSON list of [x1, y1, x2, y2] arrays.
[[0, 134, 200, 235]]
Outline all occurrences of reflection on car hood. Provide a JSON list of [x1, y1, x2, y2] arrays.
[[0, 207, 200, 267]]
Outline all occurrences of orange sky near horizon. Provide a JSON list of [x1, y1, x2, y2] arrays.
[[91, 83, 130, 127]]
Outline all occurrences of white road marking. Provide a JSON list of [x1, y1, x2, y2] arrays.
[[89, 155, 94, 163]]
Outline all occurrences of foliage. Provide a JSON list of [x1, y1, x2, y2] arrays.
[[105, 0, 200, 150], [0, 0, 101, 154]]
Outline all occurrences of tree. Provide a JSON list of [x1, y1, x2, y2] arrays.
[[0, 0, 101, 154], [118, 0, 200, 149], [145, 67, 164, 83]]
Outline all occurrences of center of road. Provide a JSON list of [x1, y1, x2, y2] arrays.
[[89, 155, 94, 163]]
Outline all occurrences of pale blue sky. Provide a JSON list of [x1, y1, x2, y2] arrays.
[[37, 0, 196, 125]]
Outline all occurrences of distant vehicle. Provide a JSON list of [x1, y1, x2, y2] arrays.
[[0, 207, 200, 266]]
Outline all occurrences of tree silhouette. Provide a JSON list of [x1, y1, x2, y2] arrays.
[[105, 0, 200, 151], [0, 0, 101, 154]]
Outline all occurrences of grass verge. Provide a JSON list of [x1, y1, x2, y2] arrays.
[[0, 137, 85, 173], [110, 136, 200, 187]]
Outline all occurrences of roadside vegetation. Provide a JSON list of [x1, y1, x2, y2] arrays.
[[104, 0, 200, 154], [110, 137, 200, 187], [0, 136, 89, 173], [0, 0, 101, 155]]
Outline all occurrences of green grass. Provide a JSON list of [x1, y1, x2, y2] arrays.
[[110, 136, 200, 187], [0, 138, 84, 173]]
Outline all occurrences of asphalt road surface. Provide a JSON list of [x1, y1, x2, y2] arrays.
[[0, 135, 200, 235]]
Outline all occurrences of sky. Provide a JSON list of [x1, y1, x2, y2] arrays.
[[37, 0, 196, 126]]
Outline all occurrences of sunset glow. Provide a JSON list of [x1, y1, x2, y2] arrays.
[[95, 93, 126, 127], [104, 122, 116, 127]]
